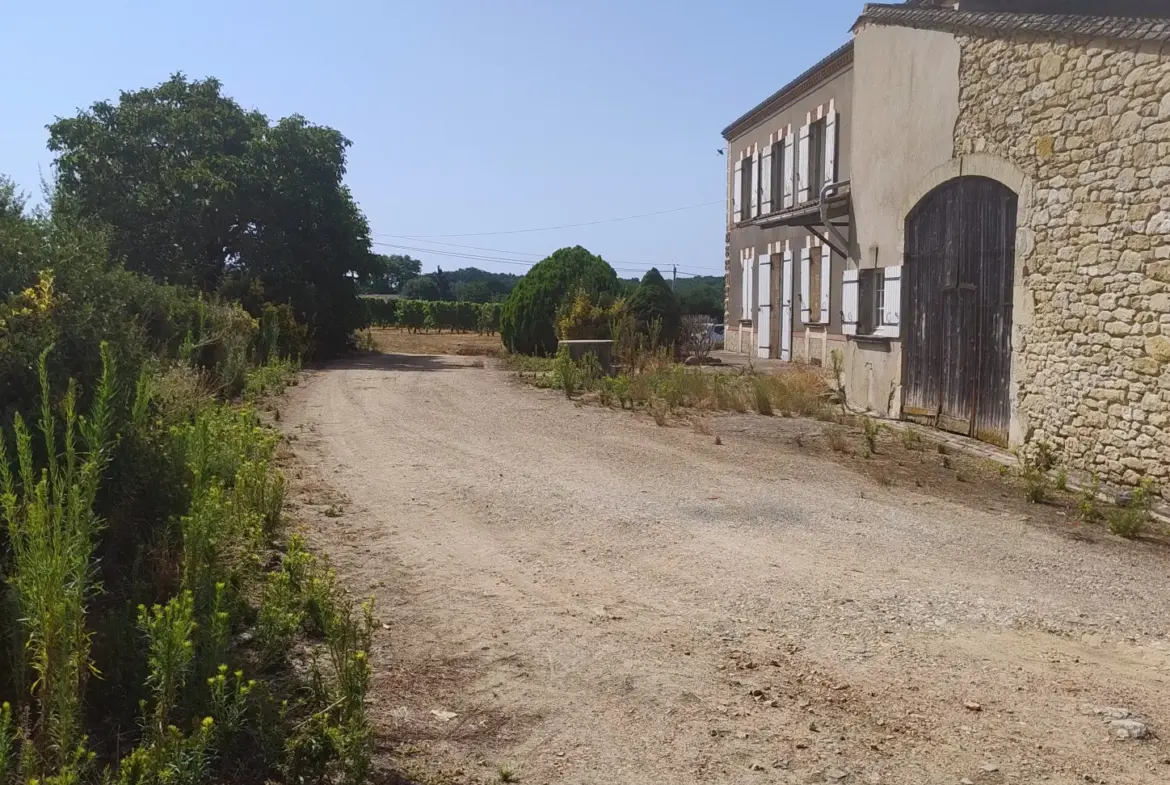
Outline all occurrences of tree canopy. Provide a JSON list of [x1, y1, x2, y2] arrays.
[[364, 254, 422, 294], [47, 73, 375, 355], [629, 267, 682, 346], [400, 275, 441, 301]]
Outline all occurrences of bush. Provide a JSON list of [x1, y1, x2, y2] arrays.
[[629, 268, 681, 347], [500, 246, 619, 355], [1108, 478, 1155, 539], [556, 289, 625, 341]]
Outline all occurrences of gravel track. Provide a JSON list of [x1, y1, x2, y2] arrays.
[[280, 352, 1170, 785]]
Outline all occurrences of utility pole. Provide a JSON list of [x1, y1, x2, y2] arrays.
[[672, 264, 677, 291]]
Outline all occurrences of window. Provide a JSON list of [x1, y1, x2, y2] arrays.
[[739, 154, 754, 224], [770, 142, 786, 213], [800, 246, 832, 325], [806, 119, 826, 201], [858, 268, 883, 335], [849, 267, 901, 338], [809, 256, 823, 323]]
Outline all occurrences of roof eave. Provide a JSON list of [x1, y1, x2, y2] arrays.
[[720, 41, 854, 141]]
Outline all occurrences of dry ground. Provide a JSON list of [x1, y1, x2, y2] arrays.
[[367, 328, 505, 357], [277, 348, 1170, 785]]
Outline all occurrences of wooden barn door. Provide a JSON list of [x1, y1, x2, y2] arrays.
[[902, 177, 1017, 446]]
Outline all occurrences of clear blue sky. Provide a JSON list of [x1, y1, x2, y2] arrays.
[[0, 0, 861, 280]]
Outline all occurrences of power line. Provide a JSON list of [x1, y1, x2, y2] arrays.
[[370, 240, 712, 279], [372, 236, 726, 277], [388, 199, 723, 238]]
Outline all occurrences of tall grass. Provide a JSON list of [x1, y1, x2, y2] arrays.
[[0, 344, 374, 784], [0, 347, 114, 777]]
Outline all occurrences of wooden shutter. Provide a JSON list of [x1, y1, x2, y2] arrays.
[[797, 123, 811, 203], [782, 130, 795, 209], [757, 255, 771, 358], [875, 266, 902, 338], [799, 248, 811, 324], [732, 159, 743, 223], [781, 251, 794, 361], [819, 245, 832, 324], [842, 269, 859, 336], [747, 256, 754, 318], [741, 256, 749, 321], [760, 145, 773, 214], [824, 101, 839, 187]]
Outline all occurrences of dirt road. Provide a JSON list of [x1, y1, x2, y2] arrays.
[[280, 353, 1170, 785]]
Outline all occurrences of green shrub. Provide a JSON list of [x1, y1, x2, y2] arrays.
[[500, 246, 619, 355], [1020, 459, 1050, 504], [1078, 474, 1102, 522], [861, 416, 887, 455], [1108, 478, 1155, 539]]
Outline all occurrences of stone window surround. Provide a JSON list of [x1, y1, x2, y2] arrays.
[[896, 153, 1035, 449]]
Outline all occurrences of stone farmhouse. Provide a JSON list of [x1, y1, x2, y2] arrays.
[[722, 0, 1170, 491]]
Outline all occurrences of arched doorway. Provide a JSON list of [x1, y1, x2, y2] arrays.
[[901, 176, 1018, 446]]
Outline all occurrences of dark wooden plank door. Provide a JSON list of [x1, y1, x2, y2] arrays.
[[902, 176, 1017, 446]]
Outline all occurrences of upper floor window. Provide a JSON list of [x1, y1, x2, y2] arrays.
[[807, 118, 826, 199]]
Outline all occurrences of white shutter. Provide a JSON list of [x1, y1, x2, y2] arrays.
[[824, 102, 838, 187], [747, 257, 754, 318], [842, 269, 859, 336], [799, 248, 811, 324], [876, 266, 902, 338], [797, 123, 811, 203], [782, 131, 795, 209], [760, 145, 773, 214], [781, 251, 794, 361], [741, 256, 750, 321], [732, 159, 743, 223], [757, 255, 771, 358], [819, 245, 832, 325], [750, 154, 760, 218]]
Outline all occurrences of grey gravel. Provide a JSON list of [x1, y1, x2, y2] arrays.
[[281, 354, 1170, 785]]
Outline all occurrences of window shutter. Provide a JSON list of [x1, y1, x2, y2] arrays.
[[824, 102, 838, 188], [782, 131, 795, 209], [800, 248, 811, 324], [748, 256, 755, 317], [842, 269, 859, 336], [819, 245, 832, 325], [757, 254, 771, 358], [876, 266, 902, 338], [741, 256, 749, 321], [732, 159, 743, 223], [797, 123, 811, 203], [760, 145, 773, 215]]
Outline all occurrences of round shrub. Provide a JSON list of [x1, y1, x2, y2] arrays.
[[500, 246, 619, 355]]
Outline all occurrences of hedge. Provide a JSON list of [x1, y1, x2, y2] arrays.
[[362, 297, 501, 334]]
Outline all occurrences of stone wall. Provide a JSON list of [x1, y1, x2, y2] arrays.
[[954, 33, 1170, 489]]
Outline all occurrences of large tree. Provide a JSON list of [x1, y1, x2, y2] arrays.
[[365, 254, 421, 294], [47, 74, 375, 355]]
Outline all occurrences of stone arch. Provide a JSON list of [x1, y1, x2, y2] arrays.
[[898, 154, 1034, 449]]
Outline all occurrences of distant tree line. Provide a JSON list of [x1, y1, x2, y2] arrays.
[[360, 259, 521, 303], [364, 258, 724, 321]]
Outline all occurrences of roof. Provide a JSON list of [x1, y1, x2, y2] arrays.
[[854, 3, 1170, 43], [720, 41, 854, 141]]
